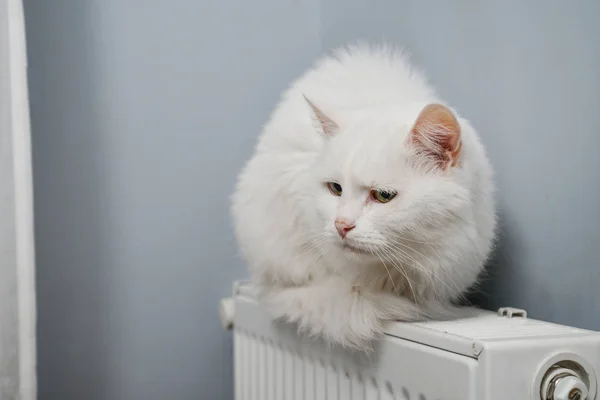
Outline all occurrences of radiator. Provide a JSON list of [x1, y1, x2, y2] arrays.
[[220, 282, 600, 400]]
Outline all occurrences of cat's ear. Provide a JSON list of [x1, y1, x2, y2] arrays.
[[410, 103, 462, 169], [303, 95, 339, 135]]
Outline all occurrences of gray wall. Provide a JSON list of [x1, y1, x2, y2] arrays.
[[319, 0, 600, 329], [24, 0, 600, 399], [24, 0, 320, 399]]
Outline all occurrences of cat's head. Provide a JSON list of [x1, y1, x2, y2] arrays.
[[304, 96, 470, 262]]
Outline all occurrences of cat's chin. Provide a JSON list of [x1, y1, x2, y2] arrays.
[[337, 240, 372, 259]]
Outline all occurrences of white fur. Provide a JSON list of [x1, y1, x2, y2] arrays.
[[231, 44, 496, 350]]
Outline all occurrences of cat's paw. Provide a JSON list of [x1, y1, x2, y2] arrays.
[[264, 285, 384, 351]]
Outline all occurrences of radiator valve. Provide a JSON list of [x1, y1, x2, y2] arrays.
[[541, 365, 589, 400]]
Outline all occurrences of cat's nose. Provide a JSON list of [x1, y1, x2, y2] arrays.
[[335, 220, 355, 239]]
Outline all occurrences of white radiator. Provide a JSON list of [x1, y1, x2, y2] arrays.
[[221, 282, 600, 400]]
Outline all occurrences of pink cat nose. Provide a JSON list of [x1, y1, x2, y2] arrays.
[[335, 220, 355, 239]]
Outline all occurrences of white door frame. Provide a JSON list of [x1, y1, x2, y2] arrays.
[[1, 0, 37, 398]]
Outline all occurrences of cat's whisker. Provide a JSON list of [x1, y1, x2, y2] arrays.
[[383, 230, 437, 246], [378, 247, 419, 305], [369, 245, 396, 291], [303, 236, 331, 260], [297, 233, 329, 257], [382, 241, 433, 277], [380, 242, 449, 300], [352, 236, 432, 299], [382, 241, 462, 299], [289, 234, 334, 281]]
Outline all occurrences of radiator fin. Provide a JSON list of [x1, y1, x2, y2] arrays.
[[327, 365, 338, 399], [315, 362, 326, 400], [234, 331, 417, 400], [284, 348, 293, 399]]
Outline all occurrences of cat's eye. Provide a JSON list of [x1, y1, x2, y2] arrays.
[[371, 189, 397, 203], [327, 182, 343, 196]]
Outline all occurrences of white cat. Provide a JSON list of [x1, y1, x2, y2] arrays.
[[231, 44, 496, 350]]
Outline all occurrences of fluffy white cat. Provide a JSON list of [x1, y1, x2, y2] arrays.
[[231, 44, 496, 350]]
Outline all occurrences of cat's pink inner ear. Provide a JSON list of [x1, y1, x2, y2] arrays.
[[410, 103, 462, 169], [303, 95, 339, 135]]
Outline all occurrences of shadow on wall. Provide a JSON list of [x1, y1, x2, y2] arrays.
[[469, 212, 521, 312], [472, 209, 573, 322]]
